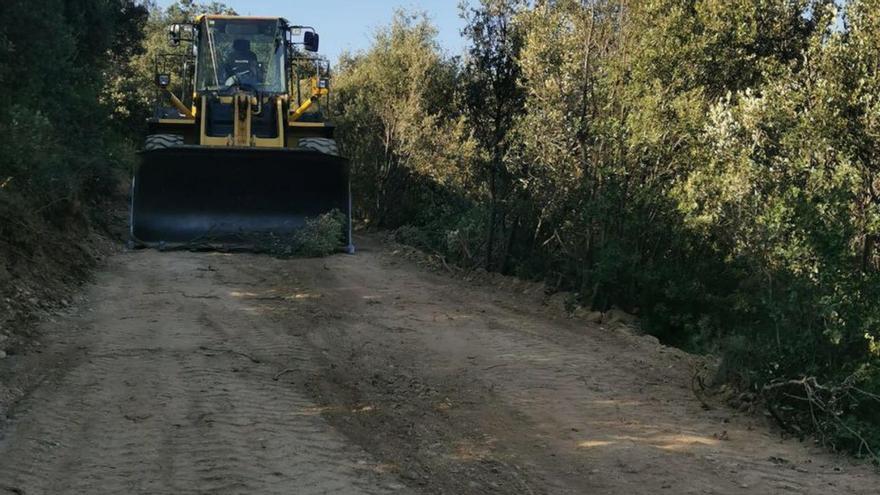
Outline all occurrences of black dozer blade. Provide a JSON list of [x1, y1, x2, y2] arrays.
[[130, 146, 352, 251]]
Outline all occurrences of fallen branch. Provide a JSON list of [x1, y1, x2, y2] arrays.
[[434, 253, 455, 273], [690, 370, 713, 411], [762, 375, 879, 462]]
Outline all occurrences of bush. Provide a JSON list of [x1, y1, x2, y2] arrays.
[[294, 210, 348, 257], [251, 210, 348, 258]]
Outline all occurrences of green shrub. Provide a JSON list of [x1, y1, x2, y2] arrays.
[[251, 210, 347, 258], [294, 210, 348, 257]]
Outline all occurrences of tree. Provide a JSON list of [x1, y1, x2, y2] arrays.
[[461, 0, 527, 270], [0, 0, 148, 208], [333, 10, 475, 227]]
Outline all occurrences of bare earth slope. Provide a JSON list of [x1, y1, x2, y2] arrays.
[[0, 236, 876, 494]]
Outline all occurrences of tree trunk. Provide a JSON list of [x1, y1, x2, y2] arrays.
[[486, 159, 498, 271]]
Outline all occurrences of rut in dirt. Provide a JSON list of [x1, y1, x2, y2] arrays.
[[0, 238, 877, 494], [0, 251, 401, 494]]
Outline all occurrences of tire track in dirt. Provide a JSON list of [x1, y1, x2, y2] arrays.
[[1, 240, 877, 494], [0, 251, 405, 494], [230, 237, 879, 495]]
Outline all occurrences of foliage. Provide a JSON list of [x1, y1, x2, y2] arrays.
[[0, 0, 149, 348], [294, 210, 349, 257], [0, 0, 148, 217], [460, 0, 527, 270], [249, 210, 347, 258], [335, 0, 880, 458], [333, 10, 477, 227]]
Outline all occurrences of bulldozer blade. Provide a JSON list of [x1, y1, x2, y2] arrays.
[[130, 146, 352, 250]]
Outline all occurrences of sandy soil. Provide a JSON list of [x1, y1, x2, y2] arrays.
[[0, 235, 876, 494]]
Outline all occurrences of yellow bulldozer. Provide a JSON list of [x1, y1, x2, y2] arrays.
[[130, 14, 353, 252]]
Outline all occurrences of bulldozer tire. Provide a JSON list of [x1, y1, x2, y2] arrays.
[[297, 137, 339, 156], [144, 134, 184, 151]]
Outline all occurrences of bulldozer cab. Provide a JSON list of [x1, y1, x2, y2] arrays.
[[130, 15, 353, 252], [196, 18, 286, 94]]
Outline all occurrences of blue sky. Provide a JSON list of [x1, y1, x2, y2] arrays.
[[157, 1, 467, 63]]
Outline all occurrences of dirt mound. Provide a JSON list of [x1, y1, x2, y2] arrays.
[[0, 190, 124, 357]]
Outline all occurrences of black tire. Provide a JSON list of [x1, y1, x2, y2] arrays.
[[297, 137, 339, 156], [144, 134, 183, 151]]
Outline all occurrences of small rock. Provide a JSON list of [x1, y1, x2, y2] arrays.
[[0, 350, 6, 359], [713, 430, 730, 441]]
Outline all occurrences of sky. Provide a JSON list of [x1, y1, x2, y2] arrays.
[[157, 0, 468, 63]]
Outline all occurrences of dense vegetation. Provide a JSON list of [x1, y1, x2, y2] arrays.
[[333, 0, 880, 459], [0, 1, 232, 343], [0, 0, 148, 341], [0, 0, 146, 223]]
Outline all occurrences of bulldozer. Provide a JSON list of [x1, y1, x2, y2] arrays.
[[130, 15, 353, 252]]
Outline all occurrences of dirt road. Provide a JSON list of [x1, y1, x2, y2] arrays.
[[0, 237, 876, 494]]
